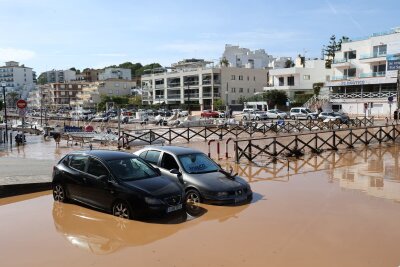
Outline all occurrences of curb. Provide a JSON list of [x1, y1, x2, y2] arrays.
[[0, 182, 52, 198]]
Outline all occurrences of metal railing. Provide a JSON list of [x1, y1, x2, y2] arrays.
[[330, 91, 396, 99], [234, 123, 400, 163], [359, 72, 386, 78], [359, 53, 387, 60], [332, 58, 349, 64]]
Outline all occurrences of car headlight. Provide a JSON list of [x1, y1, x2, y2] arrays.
[[217, 192, 229, 197], [144, 197, 163, 205]]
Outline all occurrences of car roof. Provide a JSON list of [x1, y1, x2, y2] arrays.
[[70, 150, 137, 161], [141, 146, 202, 156]]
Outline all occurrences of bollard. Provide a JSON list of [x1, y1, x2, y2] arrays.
[[225, 138, 233, 158]]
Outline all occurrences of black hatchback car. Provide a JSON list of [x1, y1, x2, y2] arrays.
[[52, 150, 184, 219]]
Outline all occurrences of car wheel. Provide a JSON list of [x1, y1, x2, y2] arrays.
[[243, 116, 247, 120], [112, 201, 132, 219], [53, 183, 67, 203], [277, 116, 281, 119], [256, 117, 260, 121], [307, 116, 312, 120], [291, 115, 296, 120], [185, 189, 202, 204]]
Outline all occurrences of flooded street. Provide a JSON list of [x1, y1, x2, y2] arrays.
[[1, 144, 400, 267]]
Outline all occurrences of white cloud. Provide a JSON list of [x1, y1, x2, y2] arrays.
[[0, 48, 36, 62]]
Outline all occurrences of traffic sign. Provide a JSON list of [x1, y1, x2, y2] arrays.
[[18, 108, 26, 118], [388, 96, 394, 103], [16, 99, 27, 109]]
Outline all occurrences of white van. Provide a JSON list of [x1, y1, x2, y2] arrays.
[[289, 107, 318, 120]]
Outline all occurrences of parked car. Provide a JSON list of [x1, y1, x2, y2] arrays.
[[242, 110, 268, 121], [265, 109, 287, 119], [289, 107, 318, 120], [318, 111, 349, 123], [158, 109, 172, 117], [201, 110, 219, 118], [52, 150, 185, 219], [134, 146, 253, 205]]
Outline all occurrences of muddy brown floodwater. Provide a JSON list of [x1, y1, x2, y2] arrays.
[[1, 144, 400, 267]]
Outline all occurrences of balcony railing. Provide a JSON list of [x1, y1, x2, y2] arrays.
[[359, 52, 387, 60], [155, 84, 165, 89], [167, 94, 181, 99], [359, 72, 386, 78], [167, 82, 180, 88], [330, 91, 396, 99], [155, 95, 165, 99], [332, 58, 349, 64], [184, 93, 200, 98], [331, 75, 356, 81]]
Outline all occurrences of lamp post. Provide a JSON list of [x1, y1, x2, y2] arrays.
[[1, 82, 8, 142]]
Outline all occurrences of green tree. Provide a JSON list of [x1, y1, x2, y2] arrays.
[[37, 73, 47, 85], [97, 95, 130, 110], [213, 99, 224, 110], [6, 91, 19, 107], [135, 63, 162, 76], [263, 90, 288, 107], [220, 57, 229, 67], [313, 82, 324, 96], [324, 35, 348, 68], [69, 67, 80, 74], [128, 95, 142, 107], [285, 59, 294, 68], [0, 99, 3, 111]]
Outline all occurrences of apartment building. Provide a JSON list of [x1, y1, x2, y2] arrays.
[[82, 69, 101, 82], [222, 44, 274, 69], [99, 67, 131, 81], [326, 28, 400, 116], [73, 80, 137, 108], [48, 82, 90, 109], [41, 69, 76, 83], [265, 56, 333, 99], [0, 61, 34, 91], [141, 59, 268, 109]]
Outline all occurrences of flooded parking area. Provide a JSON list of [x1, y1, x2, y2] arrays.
[[1, 144, 400, 267]]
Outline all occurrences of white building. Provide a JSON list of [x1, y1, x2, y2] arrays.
[[41, 69, 76, 83], [265, 56, 333, 99], [326, 27, 400, 116], [0, 61, 34, 92], [268, 57, 292, 69], [98, 68, 131, 81], [222, 44, 274, 69], [141, 59, 268, 109]]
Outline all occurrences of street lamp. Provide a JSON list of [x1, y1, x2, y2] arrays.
[[1, 82, 8, 142]]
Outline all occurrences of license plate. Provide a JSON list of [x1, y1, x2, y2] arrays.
[[235, 195, 247, 203], [167, 204, 183, 213]]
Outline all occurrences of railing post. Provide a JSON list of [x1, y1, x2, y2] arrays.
[[332, 131, 336, 149], [187, 127, 190, 143], [272, 137, 277, 157], [204, 127, 207, 141], [393, 124, 396, 142], [379, 126, 382, 143], [249, 140, 252, 161], [315, 133, 318, 152], [364, 127, 368, 144], [169, 128, 172, 144]]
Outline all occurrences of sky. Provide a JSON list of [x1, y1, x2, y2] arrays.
[[0, 0, 399, 74]]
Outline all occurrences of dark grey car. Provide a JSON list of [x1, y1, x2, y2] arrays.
[[134, 146, 253, 205]]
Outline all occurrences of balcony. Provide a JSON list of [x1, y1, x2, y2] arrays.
[[332, 58, 352, 68], [184, 93, 200, 99], [155, 84, 165, 89], [167, 82, 180, 88], [359, 72, 386, 78]]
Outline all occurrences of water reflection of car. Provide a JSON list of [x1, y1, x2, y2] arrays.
[[52, 150, 184, 220], [52, 199, 247, 255], [134, 146, 253, 205]]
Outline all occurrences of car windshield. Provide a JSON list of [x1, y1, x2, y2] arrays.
[[107, 157, 158, 181], [305, 108, 313, 113], [178, 153, 220, 174]]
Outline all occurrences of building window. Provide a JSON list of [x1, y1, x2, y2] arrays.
[[344, 68, 356, 77], [231, 75, 235, 80], [373, 64, 386, 73], [247, 88, 249, 93], [254, 88, 256, 92], [278, 77, 284, 86], [231, 100, 236, 104], [239, 88, 243, 93], [247, 76, 249, 81], [231, 87, 236, 93], [69, 91, 73, 96], [60, 91, 65, 96], [239, 75, 243, 80], [326, 75, 331, 81], [69, 85, 72, 89], [253, 76, 256, 81], [373, 44, 387, 57], [303, 75, 310, 80], [344, 50, 357, 60], [60, 85, 65, 89], [287, 76, 295, 86]]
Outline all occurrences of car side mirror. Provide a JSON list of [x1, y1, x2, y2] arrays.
[[170, 169, 184, 184], [99, 174, 112, 183]]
